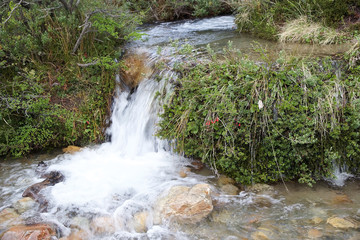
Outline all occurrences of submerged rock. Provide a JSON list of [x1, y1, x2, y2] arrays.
[[0, 208, 23, 229], [154, 184, 213, 224], [311, 217, 323, 225], [59, 229, 89, 240], [247, 184, 274, 194], [132, 211, 149, 233], [179, 167, 191, 178], [331, 194, 353, 205], [220, 184, 239, 195], [0, 224, 56, 240], [326, 216, 358, 229], [308, 228, 323, 238], [13, 198, 36, 214], [90, 216, 116, 235], [217, 175, 236, 186]]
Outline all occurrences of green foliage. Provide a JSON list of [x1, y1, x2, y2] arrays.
[[234, 0, 360, 42], [157, 45, 360, 185], [0, 0, 143, 157]]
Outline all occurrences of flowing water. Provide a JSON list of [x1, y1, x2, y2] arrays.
[[1, 16, 359, 240]]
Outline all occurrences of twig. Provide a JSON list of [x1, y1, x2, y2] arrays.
[[77, 61, 98, 67], [1, 0, 23, 26]]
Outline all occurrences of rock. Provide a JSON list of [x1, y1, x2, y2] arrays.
[[120, 54, 153, 90], [251, 231, 269, 240], [22, 171, 65, 209], [0, 224, 56, 240], [221, 184, 239, 195], [179, 167, 191, 178], [60, 229, 89, 240], [13, 198, 36, 214], [154, 184, 213, 224], [190, 160, 204, 170], [132, 212, 148, 233], [90, 216, 115, 235], [311, 217, 323, 225], [247, 184, 274, 194], [326, 216, 357, 229], [218, 175, 236, 186], [308, 229, 323, 238], [62, 146, 81, 154], [35, 161, 48, 175], [70, 217, 90, 230], [331, 194, 353, 204], [211, 210, 231, 224], [0, 208, 23, 229]]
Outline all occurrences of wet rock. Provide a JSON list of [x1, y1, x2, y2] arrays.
[[251, 231, 269, 240], [13, 198, 36, 214], [211, 209, 231, 224], [60, 229, 89, 240], [311, 217, 323, 225], [0, 208, 23, 229], [132, 211, 148, 233], [221, 184, 239, 195], [179, 167, 191, 178], [0, 224, 56, 240], [331, 194, 353, 204], [308, 229, 323, 238], [247, 184, 274, 194], [35, 161, 48, 175], [190, 159, 204, 171], [22, 171, 65, 208], [62, 146, 82, 154], [154, 184, 213, 224], [70, 217, 90, 230], [90, 216, 115, 235], [218, 175, 236, 186], [253, 196, 273, 208], [326, 216, 358, 229]]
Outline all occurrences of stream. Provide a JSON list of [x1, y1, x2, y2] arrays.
[[0, 16, 359, 240]]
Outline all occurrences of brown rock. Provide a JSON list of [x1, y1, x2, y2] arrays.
[[190, 160, 204, 170], [220, 184, 239, 195], [120, 54, 153, 90], [247, 184, 274, 194], [179, 167, 191, 178], [155, 184, 213, 224], [63, 230, 90, 240], [326, 216, 357, 229], [331, 194, 353, 205], [0, 208, 23, 229], [90, 216, 115, 235], [218, 175, 236, 186], [13, 198, 36, 214], [1, 224, 56, 240], [251, 231, 269, 240], [62, 146, 81, 154], [308, 229, 323, 238]]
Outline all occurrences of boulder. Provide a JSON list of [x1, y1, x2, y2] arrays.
[[326, 216, 358, 229], [218, 175, 236, 186], [35, 161, 48, 175], [62, 146, 81, 154], [0, 224, 56, 240], [13, 198, 36, 214], [190, 160, 204, 171], [247, 184, 274, 194], [120, 54, 153, 90], [154, 184, 213, 224], [0, 208, 23, 229], [132, 212, 148, 233], [220, 184, 239, 195], [179, 167, 191, 178]]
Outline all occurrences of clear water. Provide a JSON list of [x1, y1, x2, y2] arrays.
[[0, 16, 359, 240]]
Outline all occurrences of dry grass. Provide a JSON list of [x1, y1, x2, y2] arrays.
[[279, 16, 344, 45]]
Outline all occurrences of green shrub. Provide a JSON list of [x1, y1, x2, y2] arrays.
[[157, 46, 360, 185]]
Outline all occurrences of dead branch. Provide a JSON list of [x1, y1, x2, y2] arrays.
[[77, 61, 98, 67], [1, 0, 23, 26]]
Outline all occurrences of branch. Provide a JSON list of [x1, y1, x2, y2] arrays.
[[1, 0, 23, 26], [77, 61, 98, 67], [58, 0, 71, 13]]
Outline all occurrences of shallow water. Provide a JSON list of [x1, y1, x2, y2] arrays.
[[0, 16, 358, 239]]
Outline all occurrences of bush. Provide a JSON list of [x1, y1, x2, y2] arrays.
[[157, 45, 360, 185]]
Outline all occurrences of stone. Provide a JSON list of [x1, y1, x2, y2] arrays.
[[154, 184, 213, 224], [211, 210, 231, 224], [0, 208, 23, 229], [13, 198, 36, 214], [70, 217, 90, 230], [311, 217, 323, 225], [218, 175, 236, 186], [62, 146, 82, 154], [61, 229, 90, 240], [22, 171, 65, 209], [0, 224, 56, 240], [331, 194, 353, 205], [308, 229, 323, 238], [247, 184, 274, 194], [190, 160, 204, 170], [35, 161, 48, 175], [326, 216, 357, 229], [132, 212, 148, 233], [90, 216, 115, 235], [179, 167, 191, 178], [120, 54, 153, 90], [251, 231, 269, 240], [221, 184, 239, 195]]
